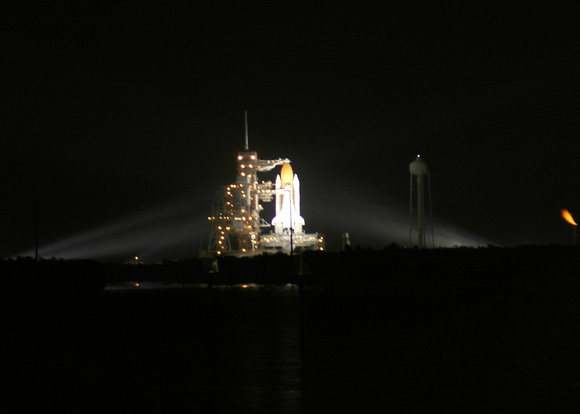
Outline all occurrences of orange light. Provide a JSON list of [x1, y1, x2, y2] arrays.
[[561, 209, 577, 226]]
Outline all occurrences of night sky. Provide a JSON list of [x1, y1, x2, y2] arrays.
[[3, 3, 579, 261]]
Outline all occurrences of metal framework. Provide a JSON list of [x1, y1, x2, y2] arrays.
[[206, 113, 325, 256], [207, 188, 233, 255]]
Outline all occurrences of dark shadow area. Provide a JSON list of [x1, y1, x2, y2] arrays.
[[3, 246, 580, 412]]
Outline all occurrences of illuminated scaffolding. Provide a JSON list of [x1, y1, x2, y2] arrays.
[[207, 188, 233, 255], [207, 113, 325, 256]]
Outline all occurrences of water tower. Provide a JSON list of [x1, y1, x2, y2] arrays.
[[409, 155, 434, 248]]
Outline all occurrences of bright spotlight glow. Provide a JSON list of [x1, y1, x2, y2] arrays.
[[12, 196, 208, 262], [307, 191, 491, 248]]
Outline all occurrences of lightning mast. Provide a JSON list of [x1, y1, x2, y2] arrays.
[[244, 110, 249, 151]]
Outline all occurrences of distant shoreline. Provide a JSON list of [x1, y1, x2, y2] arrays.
[[3, 245, 580, 294]]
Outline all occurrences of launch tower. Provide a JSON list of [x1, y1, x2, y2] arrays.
[[207, 113, 324, 256]]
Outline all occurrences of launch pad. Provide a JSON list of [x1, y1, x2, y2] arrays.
[[207, 114, 324, 256]]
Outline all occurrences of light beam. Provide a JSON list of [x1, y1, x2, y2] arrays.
[[12, 196, 207, 262]]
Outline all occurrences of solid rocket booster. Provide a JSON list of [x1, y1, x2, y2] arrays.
[[294, 174, 300, 216], [275, 174, 282, 214]]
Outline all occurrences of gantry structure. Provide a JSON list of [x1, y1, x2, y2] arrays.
[[207, 113, 324, 256]]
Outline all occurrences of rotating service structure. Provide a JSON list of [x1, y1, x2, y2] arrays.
[[207, 114, 324, 256]]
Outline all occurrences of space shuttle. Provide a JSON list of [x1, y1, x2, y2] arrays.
[[272, 162, 305, 234]]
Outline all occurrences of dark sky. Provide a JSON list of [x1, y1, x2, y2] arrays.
[[3, 2, 580, 261]]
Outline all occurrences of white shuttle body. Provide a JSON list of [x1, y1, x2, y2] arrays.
[[272, 162, 304, 234]]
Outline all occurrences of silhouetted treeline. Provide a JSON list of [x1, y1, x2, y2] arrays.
[[4, 245, 580, 292]]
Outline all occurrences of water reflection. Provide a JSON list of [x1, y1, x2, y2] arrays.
[[6, 286, 394, 412], [206, 288, 303, 413]]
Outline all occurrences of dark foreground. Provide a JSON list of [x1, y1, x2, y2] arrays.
[[3, 246, 580, 412]]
